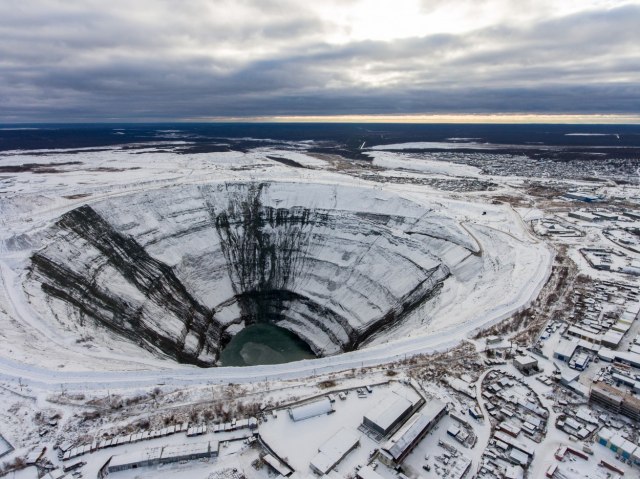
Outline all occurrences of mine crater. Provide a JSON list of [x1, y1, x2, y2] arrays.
[[27, 182, 480, 366]]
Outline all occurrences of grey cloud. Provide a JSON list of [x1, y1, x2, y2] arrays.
[[0, 1, 639, 121]]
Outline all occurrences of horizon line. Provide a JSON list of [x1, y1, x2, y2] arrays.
[[184, 113, 640, 124], [3, 113, 640, 125]]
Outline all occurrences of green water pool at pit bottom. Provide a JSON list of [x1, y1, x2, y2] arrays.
[[219, 322, 316, 367]]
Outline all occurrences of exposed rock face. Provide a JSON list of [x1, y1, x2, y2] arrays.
[[31, 205, 219, 366], [27, 182, 479, 366]]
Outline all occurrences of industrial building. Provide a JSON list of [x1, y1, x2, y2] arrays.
[[570, 351, 591, 371], [592, 211, 618, 221], [509, 448, 529, 466], [212, 417, 258, 432], [598, 348, 640, 368], [513, 356, 538, 375], [568, 210, 600, 221], [493, 431, 535, 459], [362, 388, 423, 437], [357, 465, 385, 479], [106, 448, 162, 474], [623, 210, 640, 221], [309, 428, 360, 475], [589, 383, 640, 422], [289, 398, 334, 422], [560, 369, 580, 391], [564, 193, 601, 203], [263, 454, 292, 477], [596, 428, 640, 465], [553, 339, 579, 363], [105, 442, 215, 474], [498, 422, 521, 438], [379, 400, 446, 466]]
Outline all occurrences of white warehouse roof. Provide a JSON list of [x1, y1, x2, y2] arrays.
[[383, 400, 446, 461], [357, 465, 385, 479], [514, 356, 537, 367], [289, 398, 333, 422], [554, 339, 579, 358], [108, 447, 163, 470], [309, 428, 360, 475], [363, 390, 418, 434]]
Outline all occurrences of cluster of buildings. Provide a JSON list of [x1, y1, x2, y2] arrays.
[[542, 271, 640, 475], [547, 279, 640, 426], [604, 228, 640, 254], [563, 206, 640, 274], [531, 217, 583, 238], [596, 427, 640, 466], [60, 423, 190, 461], [478, 371, 548, 478], [555, 409, 599, 440], [566, 206, 640, 223], [94, 419, 261, 477], [60, 416, 258, 462], [47, 383, 455, 479], [549, 281, 640, 394], [580, 248, 640, 274], [275, 382, 451, 477], [563, 287, 639, 353]]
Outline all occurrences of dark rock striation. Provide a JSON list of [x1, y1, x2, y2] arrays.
[[27, 182, 479, 366]]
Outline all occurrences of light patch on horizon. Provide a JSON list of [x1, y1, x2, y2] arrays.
[[188, 113, 640, 124]]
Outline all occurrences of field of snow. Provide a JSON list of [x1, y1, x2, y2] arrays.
[[366, 150, 483, 177], [368, 141, 490, 150]]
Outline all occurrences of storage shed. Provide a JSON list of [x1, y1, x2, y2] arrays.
[[554, 339, 578, 362], [289, 398, 333, 422], [513, 356, 538, 375]]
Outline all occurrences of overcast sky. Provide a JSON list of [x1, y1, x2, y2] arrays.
[[1, 0, 639, 122]]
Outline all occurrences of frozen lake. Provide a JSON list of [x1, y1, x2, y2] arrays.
[[219, 323, 316, 366]]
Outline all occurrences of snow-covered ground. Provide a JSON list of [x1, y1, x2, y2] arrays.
[[368, 141, 492, 150], [366, 150, 483, 177]]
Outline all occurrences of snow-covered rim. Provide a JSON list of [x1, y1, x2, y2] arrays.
[[0, 248, 553, 392], [0, 178, 554, 390]]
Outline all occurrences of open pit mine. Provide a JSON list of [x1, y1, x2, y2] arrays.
[[25, 181, 483, 366]]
